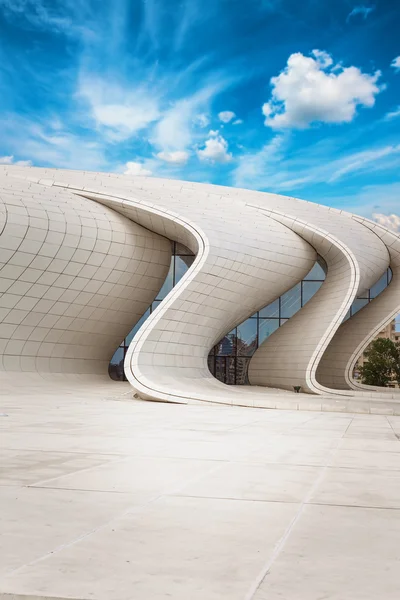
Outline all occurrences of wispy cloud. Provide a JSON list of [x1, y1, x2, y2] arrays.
[[77, 75, 161, 142], [384, 106, 400, 120], [233, 137, 400, 192], [346, 5, 375, 23]]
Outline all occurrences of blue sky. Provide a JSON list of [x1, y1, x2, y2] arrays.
[[0, 0, 399, 224]]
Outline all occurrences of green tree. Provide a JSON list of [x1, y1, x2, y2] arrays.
[[358, 338, 400, 387]]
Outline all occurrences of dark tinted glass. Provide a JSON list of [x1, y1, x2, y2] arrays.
[[108, 347, 125, 381], [236, 358, 250, 385]]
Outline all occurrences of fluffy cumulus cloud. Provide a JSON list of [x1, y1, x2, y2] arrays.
[[156, 150, 189, 165], [197, 131, 232, 163], [0, 155, 32, 166], [262, 50, 382, 129], [392, 56, 400, 71], [123, 161, 152, 176], [373, 213, 400, 232], [218, 110, 236, 123]]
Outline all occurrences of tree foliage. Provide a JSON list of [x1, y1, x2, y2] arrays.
[[358, 338, 400, 387]]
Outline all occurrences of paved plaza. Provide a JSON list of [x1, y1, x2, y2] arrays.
[[1, 382, 400, 599]]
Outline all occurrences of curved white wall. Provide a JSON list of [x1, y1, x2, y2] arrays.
[[0, 165, 398, 410], [0, 173, 171, 374]]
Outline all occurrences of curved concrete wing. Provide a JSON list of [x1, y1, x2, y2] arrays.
[[316, 215, 400, 393], [247, 205, 389, 394], [0, 174, 171, 375]]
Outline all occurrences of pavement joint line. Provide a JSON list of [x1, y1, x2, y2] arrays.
[[3, 453, 226, 577], [244, 414, 355, 600]]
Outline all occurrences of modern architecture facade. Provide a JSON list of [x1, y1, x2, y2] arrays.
[[1, 166, 400, 409]]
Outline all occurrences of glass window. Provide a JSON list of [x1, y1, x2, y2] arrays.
[[258, 318, 279, 344], [215, 329, 236, 356], [370, 272, 388, 299], [342, 309, 351, 322], [151, 299, 164, 313], [174, 255, 195, 285], [237, 319, 258, 356], [175, 242, 194, 256], [259, 298, 279, 318], [388, 268, 393, 284], [302, 280, 323, 305], [125, 309, 151, 345], [215, 357, 226, 382], [304, 262, 326, 280], [156, 257, 174, 300], [236, 357, 250, 385], [226, 357, 236, 385], [351, 298, 369, 316], [280, 283, 301, 318], [207, 355, 215, 375], [108, 347, 125, 381]]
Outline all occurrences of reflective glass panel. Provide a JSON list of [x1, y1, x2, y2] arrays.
[[259, 298, 279, 318], [370, 272, 388, 299], [280, 283, 301, 318], [226, 357, 236, 385], [174, 255, 195, 285], [156, 257, 174, 300], [236, 358, 250, 385], [207, 355, 215, 375], [108, 347, 125, 381], [304, 262, 326, 280], [237, 319, 258, 356], [215, 357, 226, 382], [215, 329, 236, 356], [351, 298, 369, 316], [302, 280, 323, 305], [259, 318, 279, 344]]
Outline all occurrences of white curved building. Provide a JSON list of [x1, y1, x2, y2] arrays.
[[1, 165, 399, 412]]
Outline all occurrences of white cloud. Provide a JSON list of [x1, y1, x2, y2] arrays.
[[373, 214, 400, 232], [218, 110, 236, 123], [233, 135, 400, 192], [233, 119, 243, 125], [193, 113, 210, 128], [328, 145, 400, 182], [0, 155, 32, 166], [384, 106, 400, 120], [153, 81, 224, 152], [156, 150, 189, 165], [262, 49, 382, 129], [346, 5, 375, 22], [391, 56, 400, 71], [123, 161, 153, 176], [197, 133, 233, 164], [78, 75, 160, 141]]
